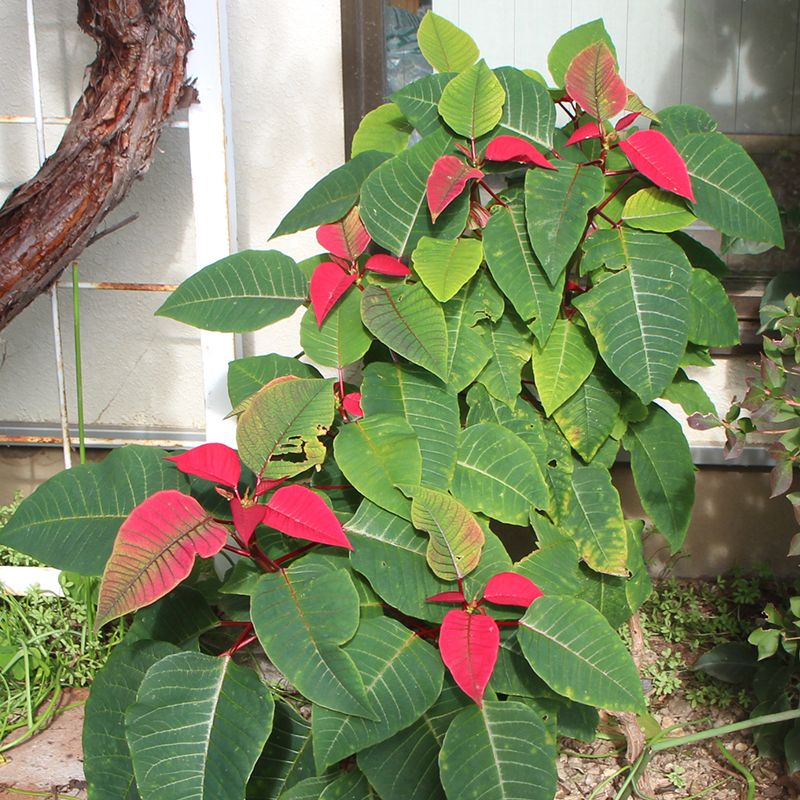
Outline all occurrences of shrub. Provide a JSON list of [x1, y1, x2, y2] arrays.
[[0, 14, 782, 800]]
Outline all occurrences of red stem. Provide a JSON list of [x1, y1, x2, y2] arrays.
[[478, 180, 508, 208], [604, 168, 635, 177], [558, 101, 576, 120], [223, 544, 251, 557], [595, 174, 636, 214], [218, 619, 251, 627], [274, 542, 317, 567], [594, 208, 621, 228], [314, 484, 353, 490], [496, 620, 520, 627], [220, 623, 255, 657]]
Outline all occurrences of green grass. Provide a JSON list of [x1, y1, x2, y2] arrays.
[[0, 492, 125, 753]]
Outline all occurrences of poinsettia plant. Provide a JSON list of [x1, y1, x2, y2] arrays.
[[1, 14, 783, 800]]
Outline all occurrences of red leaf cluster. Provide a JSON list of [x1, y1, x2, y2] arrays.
[[428, 571, 543, 705]]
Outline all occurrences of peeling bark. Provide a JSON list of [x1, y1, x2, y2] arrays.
[[0, 0, 195, 329]]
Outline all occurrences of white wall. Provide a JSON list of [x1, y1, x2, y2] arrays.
[[0, 0, 344, 438]]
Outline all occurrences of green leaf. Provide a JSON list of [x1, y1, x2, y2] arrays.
[[361, 362, 459, 490], [282, 776, 337, 800], [580, 567, 631, 628], [443, 275, 501, 392], [361, 131, 469, 256], [319, 771, 376, 800], [573, 232, 692, 404], [247, 702, 315, 799], [392, 73, 454, 137], [518, 596, 646, 712], [156, 251, 308, 333], [227, 354, 320, 408], [678, 132, 784, 247], [126, 651, 273, 800], [548, 19, 616, 87], [412, 236, 484, 302], [694, 643, 758, 684], [347, 500, 449, 623], [563, 464, 628, 576], [125, 586, 217, 648], [465, 384, 547, 461], [525, 163, 605, 282], [401, 484, 485, 580], [491, 632, 551, 698], [300, 291, 372, 368], [0, 446, 186, 576], [235, 377, 335, 480], [533, 320, 597, 416], [483, 202, 564, 344], [334, 414, 422, 520], [439, 701, 558, 800], [477, 311, 532, 408], [438, 60, 505, 140], [669, 231, 728, 279], [660, 369, 716, 415], [251, 560, 372, 717], [490, 67, 555, 149], [453, 422, 550, 524], [580, 227, 634, 274], [688, 268, 740, 347], [515, 540, 584, 596], [83, 641, 179, 800], [623, 404, 695, 551], [552, 365, 621, 461], [312, 618, 443, 772], [622, 187, 696, 232], [272, 151, 388, 238], [351, 102, 413, 158], [656, 104, 717, 142], [359, 681, 470, 800], [417, 11, 479, 73]]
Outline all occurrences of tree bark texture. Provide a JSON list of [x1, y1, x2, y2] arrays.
[[0, 0, 194, 329]]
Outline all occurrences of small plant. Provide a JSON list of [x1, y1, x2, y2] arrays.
[[0, 495, 124, 753], [664, 764, 687, 789], [0, 13, 783, 800]]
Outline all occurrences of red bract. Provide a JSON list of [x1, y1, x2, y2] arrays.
[[342, 392, 364, 418], [439, 609, 500, 706], [565, 122, 603, 146], [426, 155, 484, 223], [485, 135, 555, 170], [565, 41, 627, 121], [230, 497, 266, 545], [482, 572, 543, 607], [618, 130, 695, 201], [316, 206, 371, 260], [310, 261, 357, 326], [427, 590, 467, 603], [262, 485, 353, 550], [165, 443, 241, 489], [364, 254, 411, 276], [615, 111, 640, 131], [96, 491, 229, 628]]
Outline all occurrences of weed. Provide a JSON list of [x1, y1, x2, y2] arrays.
[[664, 764, 687, 789], [0, 493, 124, 751]]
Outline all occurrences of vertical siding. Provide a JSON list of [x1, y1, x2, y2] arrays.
[[433, 0, 800, 134]]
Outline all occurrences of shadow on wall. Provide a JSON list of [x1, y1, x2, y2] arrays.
[[613, 464, 800, 578]]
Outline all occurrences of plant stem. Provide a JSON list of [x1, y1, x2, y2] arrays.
[[274, 542, 317, 567], [478, 180, 508, 208], [72, 263, 86, 465], [651, 707, 800, 751], [716, 740, 755, 800], [596, 174, 636, 214]]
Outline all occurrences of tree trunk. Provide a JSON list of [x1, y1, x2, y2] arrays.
[[0, 0, 194, 329]]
